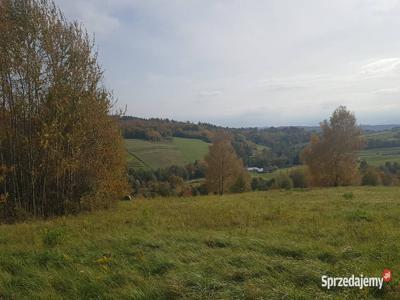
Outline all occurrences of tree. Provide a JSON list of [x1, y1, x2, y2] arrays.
[[230, 173, 251, 193], [205, 132, 246, 195], [0, 0, 128, 220], [361, 168, 381, 186], [301, 106, 364, 186]]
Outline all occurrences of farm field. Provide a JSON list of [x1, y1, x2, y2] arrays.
[[125, 137, 209, 169], [364, 130, 400, 141], [1, 187, 400, 299], [359, 147, 400, 166]]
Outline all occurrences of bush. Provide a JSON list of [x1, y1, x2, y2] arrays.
[[273, 174, 293, 190], [197, 183, 209, 195], [289, 169, 308, 188], [41, 227, 66, 247], [342, 192, 354, 200], [380, 172, 399, 186], [251, 177, 273, 191], [230, 174, 251, 193], [361, 168, 381, 186]]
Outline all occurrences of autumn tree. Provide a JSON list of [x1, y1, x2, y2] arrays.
[[301, 106, 364, 186], [0, 0, 128, 220], [205, 132, 250, 195]]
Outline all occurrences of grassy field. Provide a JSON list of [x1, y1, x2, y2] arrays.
[[364, 131, 400, 141], [125, 138, 209, 169], [359, 147, 400, 166], [1, 187, 400, 299]]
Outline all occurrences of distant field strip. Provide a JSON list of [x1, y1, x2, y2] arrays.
[[360, 147, 400, 166], [125, 137, 210, 169]]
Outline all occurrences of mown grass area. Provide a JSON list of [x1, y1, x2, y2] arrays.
[[1, 187, 400, 299], [359, 147, 400, 166], [125, 137, 209, 169], [172, 138, 210, 163]]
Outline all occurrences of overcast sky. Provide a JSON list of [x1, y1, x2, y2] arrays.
[[56, 0, 400, 127]]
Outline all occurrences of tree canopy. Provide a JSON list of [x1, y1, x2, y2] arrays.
[[205, 132, 250, 195], [301, 106, 364, 186], [0, 0, 128, 220]]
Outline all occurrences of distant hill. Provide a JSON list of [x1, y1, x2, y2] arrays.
[[360, 124, 400, 132], [121, 116, 400, 169], [296, 124, 400, 132]]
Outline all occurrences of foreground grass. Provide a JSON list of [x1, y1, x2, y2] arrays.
[[1, 187, 400, 299]]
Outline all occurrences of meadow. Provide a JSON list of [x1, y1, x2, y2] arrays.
[[359, 147, 400, 166], [125, 138, 209, 169], [1, 187, 400, 299]]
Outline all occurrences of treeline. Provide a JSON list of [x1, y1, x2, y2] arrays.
[[360, 161, 400, 186], [365, 133, 400, 149], [0, 0, 128, 221], [128, 161, 208, 197], [121, 117, 311, 169], [121, 116, 217, 142]]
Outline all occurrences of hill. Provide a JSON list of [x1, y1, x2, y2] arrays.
[[125, 137, 209, 169], [1, 187, 399, 299]]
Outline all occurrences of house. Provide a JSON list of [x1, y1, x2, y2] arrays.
[[247, 167, 264, 173]]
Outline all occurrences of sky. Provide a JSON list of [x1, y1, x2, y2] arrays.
[[56, 0, 400, 127]]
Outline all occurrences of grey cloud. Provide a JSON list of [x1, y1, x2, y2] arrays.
[[55, 0, 400, 126]]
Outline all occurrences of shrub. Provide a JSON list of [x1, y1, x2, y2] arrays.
[[361, 168, 381, 186], [251, 177, 273, 191], [289, 168, 308, 188], [197, 183, 209, 195], [273, 174, 293, 190], [41, 227, 66, 248], [230, 173, 251, 193], [342, 192, 354, 200]]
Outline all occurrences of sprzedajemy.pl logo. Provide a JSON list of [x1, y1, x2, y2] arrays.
[[321, 269, 392, 290]]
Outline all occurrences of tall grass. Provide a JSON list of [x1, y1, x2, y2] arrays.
[[0, 187, 399, 299]]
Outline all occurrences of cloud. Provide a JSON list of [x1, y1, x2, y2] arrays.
[[54, 0, 400, 126], [198, 90, 222, 98], [57, 1, 122, 37], [360, 58, 400, 77], [374, 87, 400, 94]]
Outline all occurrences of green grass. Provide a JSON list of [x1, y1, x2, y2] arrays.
[[364, 131, 399, 141], [172, 137, 210, 163], [1, 187, 400, 299], [125, 137, 209, 169], [359, 147, 400, 166]]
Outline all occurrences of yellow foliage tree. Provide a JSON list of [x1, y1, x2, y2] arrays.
[[301, 106, 364, 186], [205, 132, 249, 195], [0, 0, 128, 220]]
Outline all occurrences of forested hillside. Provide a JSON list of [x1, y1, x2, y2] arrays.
[[121, 116, 311, 169]]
